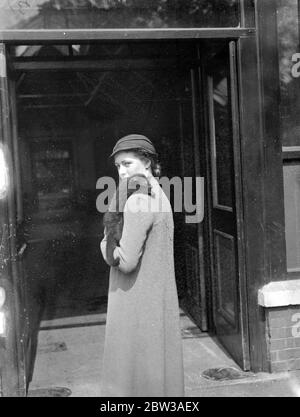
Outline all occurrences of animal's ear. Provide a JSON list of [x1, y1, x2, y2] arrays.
[[128, 174, 152, 196]]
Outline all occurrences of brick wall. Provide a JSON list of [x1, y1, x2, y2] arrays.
[[266, 306, 300, 372]]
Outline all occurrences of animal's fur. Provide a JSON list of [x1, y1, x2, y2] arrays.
[[103, 174, 152, 266]]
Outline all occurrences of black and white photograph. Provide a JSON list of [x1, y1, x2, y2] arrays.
[[0, 0, 300, 401]]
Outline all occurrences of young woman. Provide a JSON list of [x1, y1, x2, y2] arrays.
[[100, 134, 184, 397]]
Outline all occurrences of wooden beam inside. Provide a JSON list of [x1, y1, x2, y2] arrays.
[[18, 93, 88, 99], [12, 58, 180, 72], [21, 104, 83, 109]]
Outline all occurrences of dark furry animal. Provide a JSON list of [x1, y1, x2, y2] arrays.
[[103, 174, 152, 267]]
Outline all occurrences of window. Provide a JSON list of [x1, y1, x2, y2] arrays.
[[277, 0, 300, 147], [0, 0, 240, 30], [283, 158, 300, 271], [277, 0, 300, 272]]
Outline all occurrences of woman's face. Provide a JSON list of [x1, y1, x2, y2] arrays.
[[114, 151, 150, 180], [115, 151, 151, 179]]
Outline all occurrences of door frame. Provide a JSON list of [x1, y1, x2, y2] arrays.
[[0, 28, 254, 43], [0, 13, 279, 396], [200, 40, 250, 370], [237, 1, 286, 372], [0, 43, 28, 397], [9, 36, 266, 373]]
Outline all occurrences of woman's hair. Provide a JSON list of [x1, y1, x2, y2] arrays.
[[132, 149, 162, 178]]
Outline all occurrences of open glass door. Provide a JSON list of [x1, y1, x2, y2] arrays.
[[177, 45, 207, 332], [204, 41, 250, 370], [0, 43, 28, 396]]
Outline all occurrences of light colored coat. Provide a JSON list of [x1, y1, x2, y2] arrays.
[[100, 176, 184, 397]]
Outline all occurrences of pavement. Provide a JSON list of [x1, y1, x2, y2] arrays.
[[28, 309, 300, 397]]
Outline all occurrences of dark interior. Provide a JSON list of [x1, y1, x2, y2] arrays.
[[15, 42, 200, 332]]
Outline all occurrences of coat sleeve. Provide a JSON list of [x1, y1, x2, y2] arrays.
[[113, 193, 154, 274]]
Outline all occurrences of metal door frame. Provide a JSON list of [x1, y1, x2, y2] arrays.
[[0, 43, 27, 397]]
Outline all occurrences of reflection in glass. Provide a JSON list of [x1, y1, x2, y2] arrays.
[[283, 163, 300, 271], [0, 0, 239, 30], [32, 143, 73, 211], [215, 231, 236, 324], [277, 0, 300, 146], [209, 70, 234, 210]]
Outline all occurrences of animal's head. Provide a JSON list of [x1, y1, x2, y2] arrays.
[[106, 174, 153, 215], [126, 174, 152, 197]]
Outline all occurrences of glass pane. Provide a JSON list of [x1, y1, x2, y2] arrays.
[[179, 69, 198, 226], [32, 142, 73, 211], [283, 163, 300, 271], [215, 231, 237, 325], [277, 0, 300, 146], [209, 56, 234, 210], [0, 0, 239, 30]]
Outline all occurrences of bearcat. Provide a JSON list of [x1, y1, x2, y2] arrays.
[[103, 174, 152, 267]]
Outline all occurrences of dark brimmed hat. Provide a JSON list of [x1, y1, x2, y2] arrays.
[[110, 134, 157, 158]]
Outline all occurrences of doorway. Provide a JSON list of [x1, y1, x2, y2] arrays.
[[1, 39, 250, 394]]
